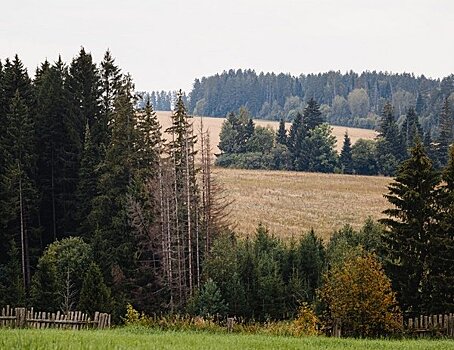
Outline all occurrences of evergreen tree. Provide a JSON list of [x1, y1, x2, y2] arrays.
[[75, 124, 98, 238], [136, 96, 162, 178], [2, 55, 34, 111], [1, 56, 36, 266], [426, 145, 454, 313], [380, 139, 440, 315], [99, 49, 122, 150], [435, 98, 453, 167], [402, 107, 422, 150], [376, 103, 405, 175], [3, 91, 37, 291], [0, 240, 25, 307], [423, 130, 437, 162], [340, 131, 353, 174], [78, 262, 111, 315], [67, 47, 102, 149], [34, 58, 73, 243], [127, 96, 164, 314], [189, 279, 227, 318], [287, 112, 306, 170], [276, 118, 287, 145], [253, 225, 286, 320], [30, 256, 59, 311], [218, 111, 254, 154], [295, 230, 325, 302], [415, 93, 425, 115], [203, 234, 247, 316], [90, 76, 139, 292], [245, 118, 255, 140], [351, 139, 378, 175], [237, 238, 258, 319], [305, 124, 338, 173], [303, 98, 324, 131]]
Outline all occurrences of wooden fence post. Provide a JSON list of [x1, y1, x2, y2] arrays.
[[15, 308, 26, 328]]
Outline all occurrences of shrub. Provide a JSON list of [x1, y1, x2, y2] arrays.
[[318, 253, 402, 337]]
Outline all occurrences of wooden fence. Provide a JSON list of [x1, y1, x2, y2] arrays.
[[0, 305, 111, 330], [406, 313, 454, 337]]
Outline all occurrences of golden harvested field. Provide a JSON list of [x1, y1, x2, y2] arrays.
[[156, 111, 377, 154], [215, 168, 391, 241], [156, 111, 387, 240]]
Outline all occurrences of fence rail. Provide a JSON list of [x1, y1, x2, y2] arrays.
[[0, 305, 111, 330], [406, 313, 454, 337]]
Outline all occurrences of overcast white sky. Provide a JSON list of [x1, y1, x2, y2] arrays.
[[1, 0, 453, 92]]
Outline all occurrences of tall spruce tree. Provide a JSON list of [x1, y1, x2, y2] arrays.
[[90, 76, 139, 311], [67, 47, 102, 150], [3, 91, 37, 291], [287, 112, 306, 170], [1, 56, 36, 265], [340, 131, 353, 174], [75, 124, 98, 238], [127, 95, 165, 313], [78, 262, 111, 315], [435, 98, 453, 167], [99, 49, 122, 150], [376, 103, 405, 175], [136, 97, 162, 178], [303, 98, 324, 131], [402, 107, 422, 150], [34, 58, 73, 243], [304, 124, 338, 173], [276, 118, 287, 145], [0, 240, 25, 307], [426, 145, 454, 313], [380, 139, 439, 315]]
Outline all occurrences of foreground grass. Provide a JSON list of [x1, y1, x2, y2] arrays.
[[1, 328, 453, 350]]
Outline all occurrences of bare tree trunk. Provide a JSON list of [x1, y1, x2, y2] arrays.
[[166, 196, 174, 311], [19, 168, 27, 292], [51, 147, 57, 241], [185, 126, 193, 295], [195, 203, 200, 289]]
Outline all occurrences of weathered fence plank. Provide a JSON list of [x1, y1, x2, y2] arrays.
[[0, 305, 111, 330], [405, 313, 454, 338]]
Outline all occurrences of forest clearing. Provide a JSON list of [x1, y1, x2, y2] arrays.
[[157, 111, 387, 240], [1, 328, 452, 350], [216, 168, 390, 240]]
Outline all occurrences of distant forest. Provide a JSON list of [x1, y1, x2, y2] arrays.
[[144, 69, 454, 133]]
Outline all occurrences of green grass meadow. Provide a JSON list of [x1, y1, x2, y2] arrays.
[[0, 328, 453, 350]]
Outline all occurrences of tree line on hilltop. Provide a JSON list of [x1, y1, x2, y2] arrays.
[[185, 69, 454, 131]]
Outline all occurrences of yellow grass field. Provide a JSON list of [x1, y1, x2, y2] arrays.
[[215, 168, 391, 241], [156, 111, 377, 154], [156, 111, 388, 240]]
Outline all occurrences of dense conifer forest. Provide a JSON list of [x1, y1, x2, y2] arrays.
[[0, 49, 453, 336], [184, 69, 454, 132]]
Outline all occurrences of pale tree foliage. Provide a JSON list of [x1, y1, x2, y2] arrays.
[[347, 88, 370, 118], [318, 253, 402, 337]]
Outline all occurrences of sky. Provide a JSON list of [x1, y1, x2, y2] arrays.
[[1, 0, 453, 92]]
